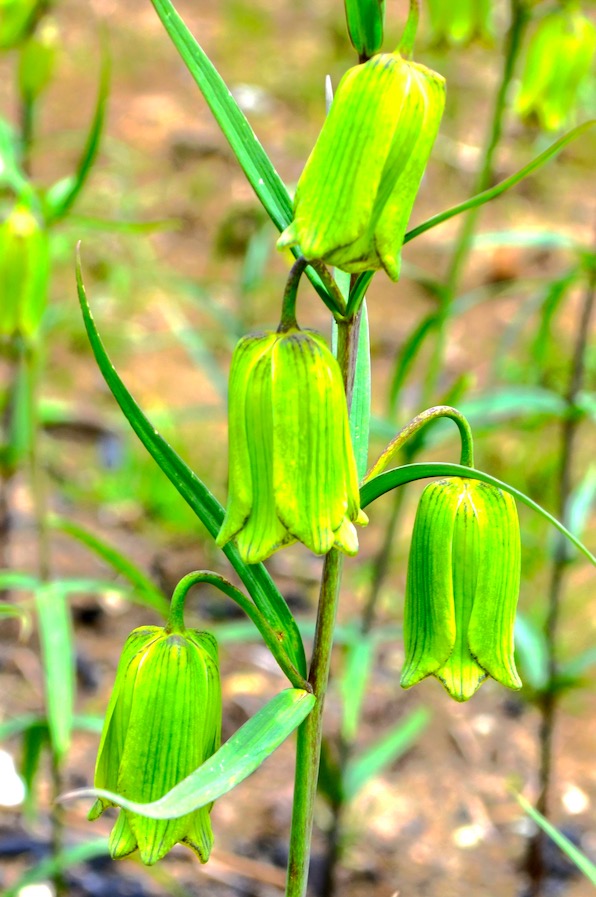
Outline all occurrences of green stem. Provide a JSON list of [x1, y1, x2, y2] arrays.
[[285, 312, 357, 897], [310, 261, 348, 320], [286, 550, 343, 897], [279, 257, 309, 332], [397, 0, 419, 58], [364, 405, 475, 483], [425, 0, 529, 401], [166, 571, 310, 691]]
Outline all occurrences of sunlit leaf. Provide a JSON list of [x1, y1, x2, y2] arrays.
[[62, 689, 315, 816]]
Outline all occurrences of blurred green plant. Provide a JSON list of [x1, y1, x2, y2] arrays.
[[1, 2, 595, 897]]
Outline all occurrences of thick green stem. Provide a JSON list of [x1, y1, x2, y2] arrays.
[[425, 0, 529, 401], [285, 314, 357, 897], [286, 550, 343, 897], [166, 571, 310, 691]]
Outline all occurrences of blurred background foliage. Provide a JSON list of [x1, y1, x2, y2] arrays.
[[0, 0, 595, 896]]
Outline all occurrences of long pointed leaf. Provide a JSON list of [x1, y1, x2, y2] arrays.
[[44, 48, 110, 222], [35, 582, 75, 761], [63, 689, 315, 816], [515, 793, 596, 885], [76, 256, 306, 676], [3, 839, 110, 897], [50, 515, 169, 617], [148, 0, 340, 315], [403, 121, 596, 245], [344, 707, 430, 800], [350, 121, 595, 307], [151, 0, 290, 229], [361, 462, 596, 567]]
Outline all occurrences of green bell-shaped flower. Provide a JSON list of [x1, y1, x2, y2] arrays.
[[277, 52, 445, 281], [515, 6, 596, 132], [0, 202, 49, 340], [89, 625, 222, 865], [217, 326, 367, 563], [401, 477, 521, 702], [0, 0, 39, 49], [426, 0, 493, 47]]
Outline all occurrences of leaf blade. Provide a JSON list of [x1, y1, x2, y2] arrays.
[[76, 257, 306, 677], [63, 689, 315, 817]]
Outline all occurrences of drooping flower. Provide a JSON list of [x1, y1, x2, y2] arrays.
[[89, 625, 222, 865], [216, 326, 367, 563], [277, 51, 445, 281], [0, 202, 49, 339], [515, 7, 596, 132], [401, 477, 522, 702]]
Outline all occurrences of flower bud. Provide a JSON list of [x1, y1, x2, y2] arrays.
[[217, 326, 368, 563], [18, 16, 59, 101], [401, 477, 521, 702], [277, 52, 445, 281], [344, 0, 386, 59], [515, 7, 596, 132], [0, 0, 39, 49], [0, 202, 49, 340], [89, 625, 222, 865]]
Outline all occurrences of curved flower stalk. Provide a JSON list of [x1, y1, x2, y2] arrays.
[[277, 51, 445, 281], [217, 326, 367, 563]]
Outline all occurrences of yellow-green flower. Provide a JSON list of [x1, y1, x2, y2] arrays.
[[89, 625, 222, 865], [0, 0, 39, 49], [401, 478, 521, 702], [217, 327, 367, 563], [277, 52, 445, 281], [515, 7, 596, 132], [0, 202, 49, 340]]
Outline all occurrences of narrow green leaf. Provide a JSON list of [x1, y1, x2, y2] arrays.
[[340, 636, 375, 742], [344, 707, 429, 800], [44, 47, 109, 222], [3, 839, 110, 897], [77, 257, 306, 677], [361, 462, 596, 568], [0, 571, 38, 590], [388, 311, 438, 412], [458, 387, 568, 424], [567, 466, 596, 541], [35, 582, 75, 760], [351, 301, 371, 481], [0, 713, 105, 742], [21, 721, 48, 820], [0, 713, 43, 741], [63, 689, 315, 816], [403, 121, 596, 245], [514, 792, 596, 885], [150, 0, 290, 229], [0, 116, 32, 199], [148, 0, 340, 316], [514, 615, 549, 691], [349, 121, 595, 306], [50, 515, 169, 617]]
